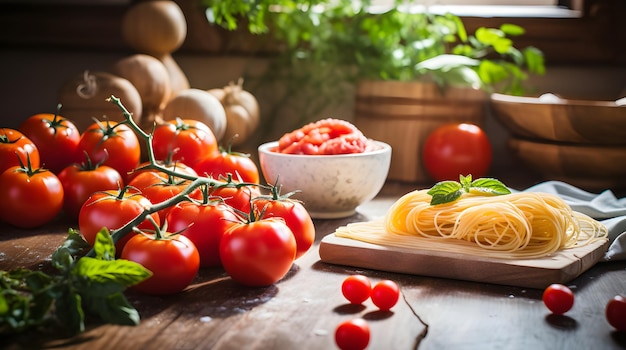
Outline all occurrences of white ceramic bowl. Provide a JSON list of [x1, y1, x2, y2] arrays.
[[258, 141, 392, 219]]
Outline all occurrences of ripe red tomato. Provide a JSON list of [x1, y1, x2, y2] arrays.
[[606, 295, 626, 332], [194, 149, 260, 183], [220, 218, 296, 286], [253, 196, 315, 259], [422, 123, 492, 182], [57, 160, 123, 220], [78, 188, 160, 254], [0, 165, 63, 228], [210, 184, 259, 214], [121, 232, 200, 295], [166, 200, 239, 267], [0, 128, 40, 174], [19, 112, 81, 174], [127, 159, 197, 183], [542, 284, 574, 315], [128, 171, 202, 222], [341, 275, 372, 305], [335, 318, 370, 350], [76, 120, 140, 183], [370, 280, 400, 311], [152, 118, 218, 168]]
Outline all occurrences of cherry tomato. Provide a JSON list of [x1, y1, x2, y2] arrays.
[[152, 118, 218, 168], [121, 232, 200, 295], [194, 149, 260, 183], [166, 200, 239, 267], [335, 318, 370, 350], [220, 218, 296, 287], [341, 275, 372, 305], [542, 283, 574, 315], [128, 171, 202, 222], [0, 128, 40, 174], [19, 111, 81, 174], [0, 165, 63, 228], [606, 295, 626, 332], [57, 157, 123, 220], [76, 120, 140, 183], [78, 188, 160, 255], [253, 188, 314, 259], [371, 280, 400, 311], [422, 123, 492, 182]]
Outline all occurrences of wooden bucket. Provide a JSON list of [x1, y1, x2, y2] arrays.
[[354, 80, 487, 183]]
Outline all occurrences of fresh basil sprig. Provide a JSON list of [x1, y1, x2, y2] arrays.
[[0, 229, 151, 336], [427, 174, 511, 205]]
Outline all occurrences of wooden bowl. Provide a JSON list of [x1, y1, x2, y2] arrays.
[[508, 137, 626, 190], [491, 93, 626, 145]]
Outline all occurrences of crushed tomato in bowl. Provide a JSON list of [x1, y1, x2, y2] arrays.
[[275, 118, 370, 155]]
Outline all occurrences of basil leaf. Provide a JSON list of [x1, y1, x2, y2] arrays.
[[428, 181, 463, 205], [427, 176, 511, 205], [430, 191, 464, 205], [93, 229, 116, 261], [55, 290, 85, 335], [83, 293, 140, 326], [427, 180, 463, 196], [73, 257, 152, 288], [470, 178, 511, 195]]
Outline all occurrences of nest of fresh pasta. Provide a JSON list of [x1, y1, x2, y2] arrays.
[[334, 176, 608, 259]]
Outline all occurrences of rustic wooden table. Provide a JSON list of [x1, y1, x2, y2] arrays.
[[1, 182, 625, 350]]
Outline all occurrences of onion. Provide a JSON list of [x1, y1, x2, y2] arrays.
[[121, 0, 189, 99], [111, 54, 172, 129], [207, 78, 260, 146], [162, 88, 227, 141], [58, 70, 142, 132]]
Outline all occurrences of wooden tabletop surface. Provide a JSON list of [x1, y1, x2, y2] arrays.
[[2, 182, 625, 350]]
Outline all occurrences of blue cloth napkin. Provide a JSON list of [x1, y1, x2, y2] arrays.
[[520, 181, 626, 261]]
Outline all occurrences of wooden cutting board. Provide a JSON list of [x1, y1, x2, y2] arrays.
[[319, 233, 609, 289]]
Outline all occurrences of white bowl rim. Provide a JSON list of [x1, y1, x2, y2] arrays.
[[258, 140, 391, 158]]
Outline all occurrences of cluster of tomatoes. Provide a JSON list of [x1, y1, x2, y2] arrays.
[[335, 275, 401, 350], [0, 109, 316, 295]]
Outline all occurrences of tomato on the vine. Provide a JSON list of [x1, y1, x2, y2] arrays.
[[210, 183, 259, 214], [0, 128, 40, 174], [422, 123, 492, 182], [542, 283, 574, 315], [78, 188, 160, 254], [335, 318, 370, 350], [166, 199, 239, 267], [194, 148, 260, 184], [19, 110, 81, 174], [371, 280, 400, 311], [57, 155, 123, 220], [606, 295, 626, 332], [121, 231, 200, 295], [253, 185, 314, 259], [152, 118, 218, 168], [127, 159, 197, 183], [128, 171, 202, 222], [0, 164, 63, 228], [220, 216, 296, 287], [341, 275, 371, 305], [76, 120, 140, 183]]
